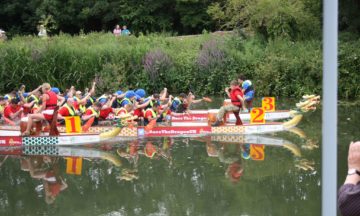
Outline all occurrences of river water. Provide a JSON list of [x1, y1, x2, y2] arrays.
[[0, 98, 357, 216]]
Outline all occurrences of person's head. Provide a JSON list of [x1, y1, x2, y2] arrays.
[[42, 83, 51, 93], [152, 93, 160, 101], [123, 25, 127, 30], [51, 87, 60, 95], [152, 102, 160, 112], [10, 98, 19, 108], [237, 74, 246, 85], [93, 102, 102, 111], [230, 80, 239, 90], [179, 93, 187, 100], [135, 89, 146, 98], [75, 91, 82, 98], [115, 25, 120, 29], [124, 104, 134, 112], [66, 98, 74, 107], [33, 90, 41, 98], [125, 90, 136, 101]]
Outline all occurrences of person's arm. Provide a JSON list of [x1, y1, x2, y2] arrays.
[[9, 107, 23, 119], [225, 87, 231, 98], [28, 86, 42, 96], [135, 98, 152, 109], [23, 101, 36, 108], [160, 88, 168, 101], [81, 113, 97, 121], [236, 94, 246, 110], [102, 96, 116, 109], [344, 141, 360, 185], [57, 95, 65, 106]]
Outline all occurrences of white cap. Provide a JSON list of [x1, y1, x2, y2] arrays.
[[0, 29, 5, 34]]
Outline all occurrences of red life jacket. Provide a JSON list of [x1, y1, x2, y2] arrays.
[[46, 91, 58, 110], [230, 86, 243, 106]]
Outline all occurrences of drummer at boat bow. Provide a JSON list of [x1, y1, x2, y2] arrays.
[[212, 80, 247, 126], [22, 83, 58, 136]]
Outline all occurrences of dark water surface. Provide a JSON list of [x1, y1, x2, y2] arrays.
[[1, 98, 350, 216]]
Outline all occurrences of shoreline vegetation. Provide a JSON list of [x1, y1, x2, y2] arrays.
[[1, 31, 359, 100]]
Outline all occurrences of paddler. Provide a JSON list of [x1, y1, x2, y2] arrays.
[[98, 95, 117, 121], [237, 74, 254, 109], [170, 93, 188, 113], [58, 98, 77, 119], [119, 90, 137, 107], [212, 80, 246, 126], [3, 98, 23, 122], [144, 103, 163, 126], [116, 104, 134, 116], [22, 83, 58, 136], [81, 102, 102, 126]]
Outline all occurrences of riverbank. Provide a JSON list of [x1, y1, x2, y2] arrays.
[[0, 32, 358, 99]]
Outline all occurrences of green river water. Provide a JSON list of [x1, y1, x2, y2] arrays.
[[0, 98, 358, 216]]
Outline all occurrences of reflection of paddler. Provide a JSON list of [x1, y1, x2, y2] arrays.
[[226, 162, 243, 183], [144, 142, 157, 159], [206, 142, 219, 157], [218, 143, 241, 164], [43, 169, 68, 204]]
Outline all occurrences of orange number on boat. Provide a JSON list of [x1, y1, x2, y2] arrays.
[[250, 108, 265, 124], [262, 97, 275, 112], [250, 144, 265, 161], [65, 116, 82, 133]]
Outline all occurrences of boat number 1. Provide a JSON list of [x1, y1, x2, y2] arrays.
[[250, 108, 265, 124], [262, 97, 275, 112], [65, 116, 82, 133]]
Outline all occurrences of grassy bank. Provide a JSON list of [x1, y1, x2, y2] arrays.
[[0, 32, 358, 99]]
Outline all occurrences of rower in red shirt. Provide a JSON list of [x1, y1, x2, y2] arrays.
[[144, 103, 163, 126], [22, 83, 58, 136], [212, 80, 247, 126], [3, 98, 23, 122]]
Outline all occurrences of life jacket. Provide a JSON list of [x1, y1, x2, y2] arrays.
[[87, 107, 100, 118], [63, 104, 75, 116], [170, 97, 182, 111], [230, 86, 243, 106], [46, 91, 58, 110], [120, 98, 132, 107], [145, 98, 159, 109], [116, 107, 128, 116], [27, 95, 39, 104], [74, 97, 86, 113], [145, 108, 157, 119]]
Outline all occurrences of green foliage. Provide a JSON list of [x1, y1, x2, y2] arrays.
[[207, 0, 321, 40], [0, 32, 359, 100]]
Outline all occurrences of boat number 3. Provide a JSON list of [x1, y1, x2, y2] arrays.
[[262, 97, 275, 112], [250, 108, 265, 124], [65, 116, 82, 133]]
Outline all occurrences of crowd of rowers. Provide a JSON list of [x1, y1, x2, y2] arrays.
[[0, 75, 254, 135]]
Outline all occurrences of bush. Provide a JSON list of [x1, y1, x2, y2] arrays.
[[0, 32, 359, 100]]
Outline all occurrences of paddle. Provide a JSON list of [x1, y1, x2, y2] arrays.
[[49, 107, 60, 136], [145, 119, 156, 131], [82, 116, 94, 132]]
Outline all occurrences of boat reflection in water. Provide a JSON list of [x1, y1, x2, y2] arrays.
[[0, 132, 316, 204]]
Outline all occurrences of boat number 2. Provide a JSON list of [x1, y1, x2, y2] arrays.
[[262, 97, 275, 112], [65, 116, 82, 133], [250, 108, 265, 124]]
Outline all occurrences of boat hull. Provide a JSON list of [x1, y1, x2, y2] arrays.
[[172, 110, 292, 122]]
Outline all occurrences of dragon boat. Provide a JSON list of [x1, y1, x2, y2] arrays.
[[0, 113, 303, 147]]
